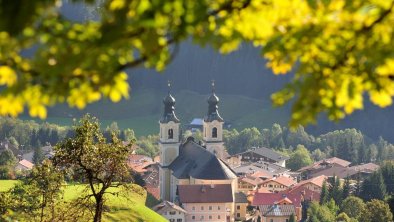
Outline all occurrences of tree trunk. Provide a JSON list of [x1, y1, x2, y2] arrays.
[[93, 195, 104, 222]]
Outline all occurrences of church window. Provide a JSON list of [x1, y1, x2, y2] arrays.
[[168, 129, 174, 139], [212, 127, 217, 138]]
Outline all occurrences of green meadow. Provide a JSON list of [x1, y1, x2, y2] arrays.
[[0, 180, 166, 222]]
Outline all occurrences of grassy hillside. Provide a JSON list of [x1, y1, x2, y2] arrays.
[[0, 180, 166, 222], [0, 180, 19, 192], [24, 89, 289, 136]]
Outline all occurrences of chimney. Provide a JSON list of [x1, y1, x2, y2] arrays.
[[210, 184, 215, 189], [201, 185, 206, 193]]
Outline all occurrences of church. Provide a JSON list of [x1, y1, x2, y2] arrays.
[[158, 83, 239, 221]]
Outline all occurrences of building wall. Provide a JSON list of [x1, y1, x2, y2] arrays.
[[277, 160, 286, 168], [263, 216, 291, 222], [301, 183, 322, 193], [238, 180, 255, 193], [259, 181, 289, 192], [15, 164, 29, 171], [159, 120, 180, 201], [160, 121, 180, 143], [202, 120, 224, 142], [183, 203, 232, 222], [240, 152, 275, 164], [161, 209, 186, 222], [160, 168, 171, 201], [235, 202, 248, 220]]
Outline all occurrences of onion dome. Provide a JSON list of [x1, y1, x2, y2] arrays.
[[160, 82, 180, 123], [204, 81, 224, 122]]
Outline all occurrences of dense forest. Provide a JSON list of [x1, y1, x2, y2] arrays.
[[223, 124, 394, 165], [1, 117, 393, 168]]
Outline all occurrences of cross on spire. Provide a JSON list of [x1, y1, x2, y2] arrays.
[[211, 80, 215, 93], [167, 80, 172, 94]]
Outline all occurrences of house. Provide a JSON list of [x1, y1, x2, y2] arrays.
[[186, 118, 204, 132], [142, 162, 160, 200], [259, 204, 296, 222], [153, 200, 187, 222], [15, 159, 34, 171], [127, 154, 154, 173], [232, 147, 289, 167], [158, 85, 238, 221], [232, 162, 288, 177], [238, 176, 264, 193], [298, 157, 379, 180], [234, 192, 249, 221], [22, 145, 54, 163], [259, 176, 297, 192], [293, 175, 327, 193], [178, 184, 233, 222], [252, 186, 320, 221], [0, 140, 19, 156], [297, 157, 351, 179]]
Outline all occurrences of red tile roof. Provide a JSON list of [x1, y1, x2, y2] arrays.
[[298, 157, 351, 172], [250, 170, 273, 179], [241, 176, 264, 186], [295, 175, 327, 188], [178, 184, 233, 203], [351, 163, 380, 172], [252, 186, 320, 207], [146, 186, 160, 200], [261, 175, 297, 187], [153, 201, 187, 214], [18, 159, 34, 170]]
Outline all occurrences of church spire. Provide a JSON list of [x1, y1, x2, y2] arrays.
[[204, 80, 224, 122], [160, 81, 180, 123]]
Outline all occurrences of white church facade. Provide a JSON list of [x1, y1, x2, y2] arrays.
[[158, 83, 239, 221]]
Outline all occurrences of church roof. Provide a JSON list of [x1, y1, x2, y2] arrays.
[[168, 137, 237, 180], [178, 184, 233, 203]]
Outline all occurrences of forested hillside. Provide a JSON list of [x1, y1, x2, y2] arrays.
[[24, 41, 394, 142]]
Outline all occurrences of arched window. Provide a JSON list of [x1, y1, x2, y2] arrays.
[[212, 127, 217, 138], [168, 129, 173, 139]]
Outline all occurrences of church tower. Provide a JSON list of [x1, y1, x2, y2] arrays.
[[159, 82, 180, 201], [203, 81, 225, 157]]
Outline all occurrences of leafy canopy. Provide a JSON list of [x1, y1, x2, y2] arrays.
[[1, 0, 394, 126]]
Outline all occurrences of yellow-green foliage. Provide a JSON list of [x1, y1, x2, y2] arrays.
[[1, 1, 394, 126]]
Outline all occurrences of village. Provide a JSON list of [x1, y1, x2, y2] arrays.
[[0, 85, 388, 222], [128, 88, 380, 222]]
